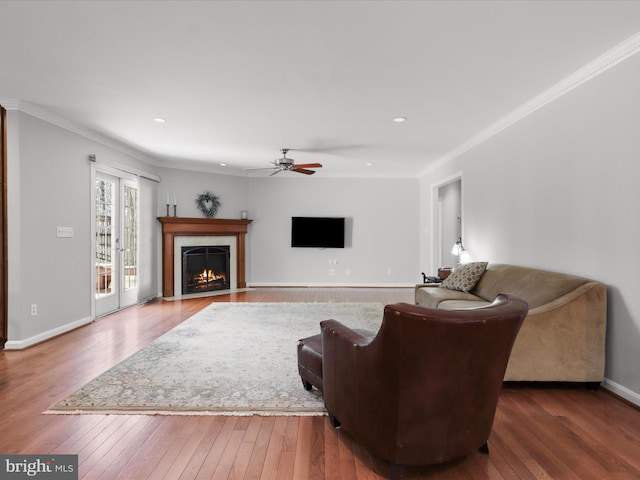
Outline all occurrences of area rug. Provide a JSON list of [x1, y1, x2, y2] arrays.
[[45, 302, 384, 416]]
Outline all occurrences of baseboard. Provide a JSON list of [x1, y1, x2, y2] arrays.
[[602, 377, 640, 408], [4, 316, 93, 350], [246, 282, 416, 288]]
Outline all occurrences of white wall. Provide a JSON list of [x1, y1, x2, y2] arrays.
[[247, 176, 419, 286], [419, 51, 640, 403]]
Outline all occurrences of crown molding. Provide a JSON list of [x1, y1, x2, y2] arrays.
[[420, 32, 640, 177], [0, 99, 21, 110], [0, 98, 159, 166]]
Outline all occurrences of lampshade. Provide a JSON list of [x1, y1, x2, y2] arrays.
[[452, 237, 471, 264], [451, 238, 463, 256]]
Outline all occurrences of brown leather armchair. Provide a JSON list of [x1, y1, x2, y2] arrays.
[[320, 294, 528, 480]]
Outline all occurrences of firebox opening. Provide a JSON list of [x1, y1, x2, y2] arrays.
[[182, 245, 231, 295]]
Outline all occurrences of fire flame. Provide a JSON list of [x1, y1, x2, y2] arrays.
[[194, 268, 227, 284]]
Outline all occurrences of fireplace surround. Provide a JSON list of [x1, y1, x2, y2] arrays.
[[158, 217, 252, 298]]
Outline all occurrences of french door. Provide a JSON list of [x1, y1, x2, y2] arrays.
[[94, 171, 139, 317]]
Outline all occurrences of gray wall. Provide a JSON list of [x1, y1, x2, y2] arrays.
[[419, 51, 640, 404], [6, 110, 159, 346], [6, 114, 419, 349], [438, 179, 461, 269], [155, 167, 251, 220], [247, 176, 419, 286], [153, 169, 420, 287]]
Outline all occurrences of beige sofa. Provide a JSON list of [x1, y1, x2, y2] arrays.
[[415, 264, 607, 385]]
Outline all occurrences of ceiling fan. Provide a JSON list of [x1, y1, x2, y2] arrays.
[[246, 148, 323, 176]]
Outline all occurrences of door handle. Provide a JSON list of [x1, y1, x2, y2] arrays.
[[115, 238, 126, 252]]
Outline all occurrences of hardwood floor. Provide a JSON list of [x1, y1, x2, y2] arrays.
[[1, 288, 639, 479]]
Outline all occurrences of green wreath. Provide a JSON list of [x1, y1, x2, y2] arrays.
[[195, 191, 222, 218]]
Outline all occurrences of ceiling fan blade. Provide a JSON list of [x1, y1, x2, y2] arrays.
[[269, 169, 282, 176], [292, 163, 322, 169], [243, 167, 277, 171], [292, 168, 316, 175]]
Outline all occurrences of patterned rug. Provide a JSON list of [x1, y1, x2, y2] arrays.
[[45, 302, 384, 416]]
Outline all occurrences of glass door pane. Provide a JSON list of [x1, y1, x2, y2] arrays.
[[123, 183, 138, 290], [95, 175, 119, 316], [96, 178, 113, 295]]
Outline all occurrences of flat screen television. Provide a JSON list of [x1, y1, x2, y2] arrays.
[[291, 217, 345, 248]]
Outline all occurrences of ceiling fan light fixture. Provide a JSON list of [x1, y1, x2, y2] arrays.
[[245, 148, 323, 176]]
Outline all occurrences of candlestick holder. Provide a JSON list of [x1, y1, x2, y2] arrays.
[[166, 204, 170, 217], [173, 205, 177, 217]]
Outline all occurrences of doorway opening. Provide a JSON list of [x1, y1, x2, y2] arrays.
[[432, 174, 462, 274]]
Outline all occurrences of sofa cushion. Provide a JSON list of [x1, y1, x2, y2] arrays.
[[472, 264, 591, 309], [415, 285, 482, 308], [440, 262, 488, 292]]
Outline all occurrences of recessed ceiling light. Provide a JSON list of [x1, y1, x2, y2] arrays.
[[393, 117, 407, 123], [153, 117, 166, 123], [366, 162, 374, 167], [219, 163, 227, 167]]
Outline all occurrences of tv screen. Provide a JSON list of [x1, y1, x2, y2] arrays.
[[291, 217, 345, 248]]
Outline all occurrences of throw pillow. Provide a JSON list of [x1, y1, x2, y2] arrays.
[[440, 262, 488, 292]]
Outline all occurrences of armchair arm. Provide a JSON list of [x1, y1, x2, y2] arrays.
[[320, 319, 377, 425], [320, 319, 375, 347]]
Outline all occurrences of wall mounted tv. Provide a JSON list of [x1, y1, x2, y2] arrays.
[[291, 217, 345, 248]]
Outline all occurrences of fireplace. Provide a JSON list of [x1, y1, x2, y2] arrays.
[[159, 217, 252, 298], [182, 245, 231, 294], [173, 235, 237, 297]]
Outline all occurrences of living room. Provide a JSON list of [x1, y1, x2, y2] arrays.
[[1, 1, 640, 478], [4, 0, 640, 404]]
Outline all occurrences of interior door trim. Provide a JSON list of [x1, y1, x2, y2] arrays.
[[1, 106, 8, 348]]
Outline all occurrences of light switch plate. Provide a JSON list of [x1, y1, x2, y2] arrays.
[[56, 226, 74, 238]]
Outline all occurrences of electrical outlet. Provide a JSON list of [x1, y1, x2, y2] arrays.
[[30, 303, 37, 316], [346, 268, 351, 276], [387, 267, 393, 275], [328, 269, 335, 276]]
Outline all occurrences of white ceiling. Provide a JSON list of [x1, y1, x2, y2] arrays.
[[2, 1, 640, 177]]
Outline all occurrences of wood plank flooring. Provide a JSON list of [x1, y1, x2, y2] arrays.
[[1, 288, 639, 479]]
